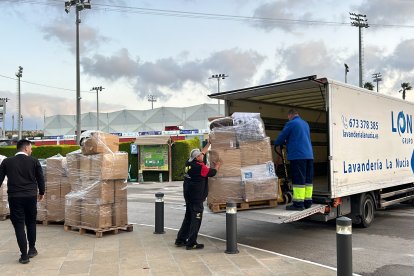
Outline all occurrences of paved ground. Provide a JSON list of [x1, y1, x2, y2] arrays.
[[0, 220, 338, 276]]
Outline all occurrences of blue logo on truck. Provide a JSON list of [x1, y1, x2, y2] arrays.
[[411, 150, 414, 173], [391, 111, 412, 136]]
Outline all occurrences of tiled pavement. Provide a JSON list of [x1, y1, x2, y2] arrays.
[[0, 220, 337, 275]]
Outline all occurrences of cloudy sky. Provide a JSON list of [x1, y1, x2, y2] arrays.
[[1, 0, 414, 130]]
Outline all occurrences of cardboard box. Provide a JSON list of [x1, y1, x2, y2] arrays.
[[209, 129, 238, 150], [46, 186, 60, 201], [239, 138, 273, 166], [60, 177, 71, 198], [36, 200, 47, 221], [46, 156, 67, 179], [46, 199, 65, 221], [114, 180, 128, 202], [207, 176, 244, 204], [243, 177, 278, 202], [66, 151, 82, 173], [83, 181, 114, 205], [65, 196, 81, 226], [241, 162, 276, 181], [91, 152, 129, 180], [81, 203, 112, 229], [113, 200, 128, 226], [81, 132, 119, 155], [209, 149, 242, 178]]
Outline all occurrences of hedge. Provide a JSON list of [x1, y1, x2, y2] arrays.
[[0, 138, 201, 182], [0, 145, 80, 159], [171, 137, 200, 181]]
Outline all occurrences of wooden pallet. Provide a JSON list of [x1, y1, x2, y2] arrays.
[[36, 220, 64, 226], [208, 199, 277, 213], [64, 224, 133, 238], [0, 214, 10, 221]]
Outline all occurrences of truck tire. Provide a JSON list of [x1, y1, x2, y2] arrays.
[[359, 194, 375, 228]]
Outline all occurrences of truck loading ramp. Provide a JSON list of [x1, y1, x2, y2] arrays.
[[235, 204, 325, 224]]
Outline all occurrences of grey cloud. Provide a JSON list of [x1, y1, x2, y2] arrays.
[[42, 20, 109, 54], [82, 48, 139, 80], [275, 40, 344, 79], [385, 39, 414, 71], [356, 0, 414, 25], [80, 47, 265, 99], [251, 0, 319, 32]]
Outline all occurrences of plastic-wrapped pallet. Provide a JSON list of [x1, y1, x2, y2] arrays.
[[208, 113, 278, 209], [0, 155, 9, 217], [65, 141, 128, 229]]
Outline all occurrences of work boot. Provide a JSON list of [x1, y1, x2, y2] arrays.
[[28, 247, 38, 258], [286, 204, 305, 211], [304, 201, 312, 209], [19, 255, 30, 264], [174, 240, 186, 247], [186, 243, 204, 250]]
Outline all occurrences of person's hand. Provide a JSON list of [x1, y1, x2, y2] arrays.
[[37, 194, 44, 202]]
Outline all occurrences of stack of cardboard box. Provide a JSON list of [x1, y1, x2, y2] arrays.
[[37, 155, 70, 222], [208, 113, 278, 207], [0, 155, 10, 218], [65, 132, 128, 229]]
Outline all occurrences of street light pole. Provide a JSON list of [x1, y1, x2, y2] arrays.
[[65, 0, 91, 143], [372, 73, 382, 93], [344, 64, 349, 83], [0, 98, 9, 139], [350, 13, 369, 88], [15, 66, 23, 140], [209, 74, 228, 115], [91, 86, 104, 130], [148, 95, 157, 110]]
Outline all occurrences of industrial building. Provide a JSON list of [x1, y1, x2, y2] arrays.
[[44, 103, 222, 136]]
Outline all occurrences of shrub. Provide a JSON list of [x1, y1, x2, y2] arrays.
[[171, 137, 200, 181]]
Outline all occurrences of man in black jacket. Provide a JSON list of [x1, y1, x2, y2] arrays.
[[175, 141, 220, 250], [0, 139, 45, 264]]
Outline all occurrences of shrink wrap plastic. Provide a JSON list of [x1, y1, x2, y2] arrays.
[[64, 144, 128, 228], [208, 113, 278, 205], [0, 155, 9, 216], [37, 154, 69, 221]]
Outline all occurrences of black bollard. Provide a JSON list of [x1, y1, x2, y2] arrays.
[[336, 216, 352, 276], [154, 192, 165, 234], [225, 202, 239, 254]]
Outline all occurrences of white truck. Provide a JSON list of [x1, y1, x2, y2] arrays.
[[209, 75, 414, 227]]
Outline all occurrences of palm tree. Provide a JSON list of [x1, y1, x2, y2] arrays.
[[364, 82, 374, 91], [400, 82, 412, 100]]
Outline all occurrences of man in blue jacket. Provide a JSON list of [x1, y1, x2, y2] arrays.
[[274, 109, 314, 211]]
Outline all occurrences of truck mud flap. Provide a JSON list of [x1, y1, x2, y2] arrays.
[[236, 204, 326, 224]]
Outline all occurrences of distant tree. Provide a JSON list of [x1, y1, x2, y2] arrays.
[[400, 82, 412, 100], [363, 82, 374, 91]]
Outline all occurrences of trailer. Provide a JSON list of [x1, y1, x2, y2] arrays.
[[209, 75, 414, 227]]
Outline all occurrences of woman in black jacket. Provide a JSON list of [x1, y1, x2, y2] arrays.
[[175, 141, 220, 250]]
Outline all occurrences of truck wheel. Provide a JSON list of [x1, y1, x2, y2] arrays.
[[359, 194, 375, 228]]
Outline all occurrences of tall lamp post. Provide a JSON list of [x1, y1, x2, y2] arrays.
[[15, 66, 23, 140], [209, 74, 228, 115], [91, 86, 104, 130], [350, 13, 369, 88], [65, 0, 91, 143], [0, 98, 9, 139], [344, 64, 349, 83], [372, 73, 382, 92], [148, 95, 157, 110]]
